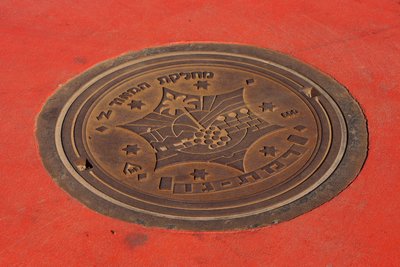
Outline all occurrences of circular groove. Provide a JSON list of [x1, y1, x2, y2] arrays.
[[36, 44, 368, 230]]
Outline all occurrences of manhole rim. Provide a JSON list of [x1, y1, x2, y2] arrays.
[[36, 43, 368, 231]]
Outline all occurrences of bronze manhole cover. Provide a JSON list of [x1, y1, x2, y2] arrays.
[[37, 44, 367, 230]]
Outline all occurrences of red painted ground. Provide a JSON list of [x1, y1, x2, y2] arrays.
[[1, 1, 399, 266]]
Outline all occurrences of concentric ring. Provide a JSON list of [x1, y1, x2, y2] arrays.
[[36, 43, 367, 230]]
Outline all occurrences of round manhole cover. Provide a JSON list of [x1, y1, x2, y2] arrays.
[[37, 44, 367, 230]]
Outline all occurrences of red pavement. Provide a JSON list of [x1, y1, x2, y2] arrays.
[[1, 1, 400, 266]]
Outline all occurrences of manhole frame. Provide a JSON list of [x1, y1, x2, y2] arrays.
[[36, 43, 368, 231]]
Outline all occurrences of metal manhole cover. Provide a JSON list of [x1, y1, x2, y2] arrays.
[[36, 44, 368, 230]]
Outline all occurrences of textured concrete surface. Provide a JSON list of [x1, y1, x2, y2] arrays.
[[1, 1, 400, 266]]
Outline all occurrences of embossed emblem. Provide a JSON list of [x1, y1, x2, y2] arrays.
[[37, 44, 368, 230]]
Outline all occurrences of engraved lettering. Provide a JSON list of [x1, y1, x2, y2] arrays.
[[137, 173, 147, 181], [96, 110, 112, 120], [44, 47, 362, 228], [261, 160, 285, 174], [281, 109, 298, 118], [287, 135, 308, 145], [237, 171, 261, 185], [123, 162, 142, 175], [168, 73, 180, 83], [109, 98, 124, 106], [191, 71, 203, 79], [137, 82, 151, 89], [179, 72, 191, 79], [108, 82, 150, 106], [236, 175, 248, 185], [221, 181, 232, 187], [185, 184, 192, 193], [157, 71, 214, 84], [246, 78, 254, 85], [159, 177, 173, 190], [281, 147, 301, 158], [173, 183, 185, 193], [127, 87, 139, 94], [201, 182, 214, 192], [119, 92, 132, 100], [203, 71, 214, 78], [294, 125, 307, 132], [157, 76, 171, 84]]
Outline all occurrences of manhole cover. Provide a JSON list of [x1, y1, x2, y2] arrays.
[[37, 44, 368, 230]]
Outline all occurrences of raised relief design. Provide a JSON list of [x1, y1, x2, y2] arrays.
[[259, 102, 275, 112], [191, 169, 208, 181], [38, 44, 368, 230], [82, 71, 320, 199], [120, 86, 284, 173], [260, 146, 278, 157], [84, 67, 321, 201], [122, 144, 140, 155], [123, 162, 142, 174], [127, 100, 145, 110]]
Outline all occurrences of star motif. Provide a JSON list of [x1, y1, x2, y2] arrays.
[[259, 102, 275, 112], [122, 144, 140, 155], [193, 80, 210, 90], [128, 100, 145, 110], [260, 146, 277, 157], [190, 169, 208, 180]]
